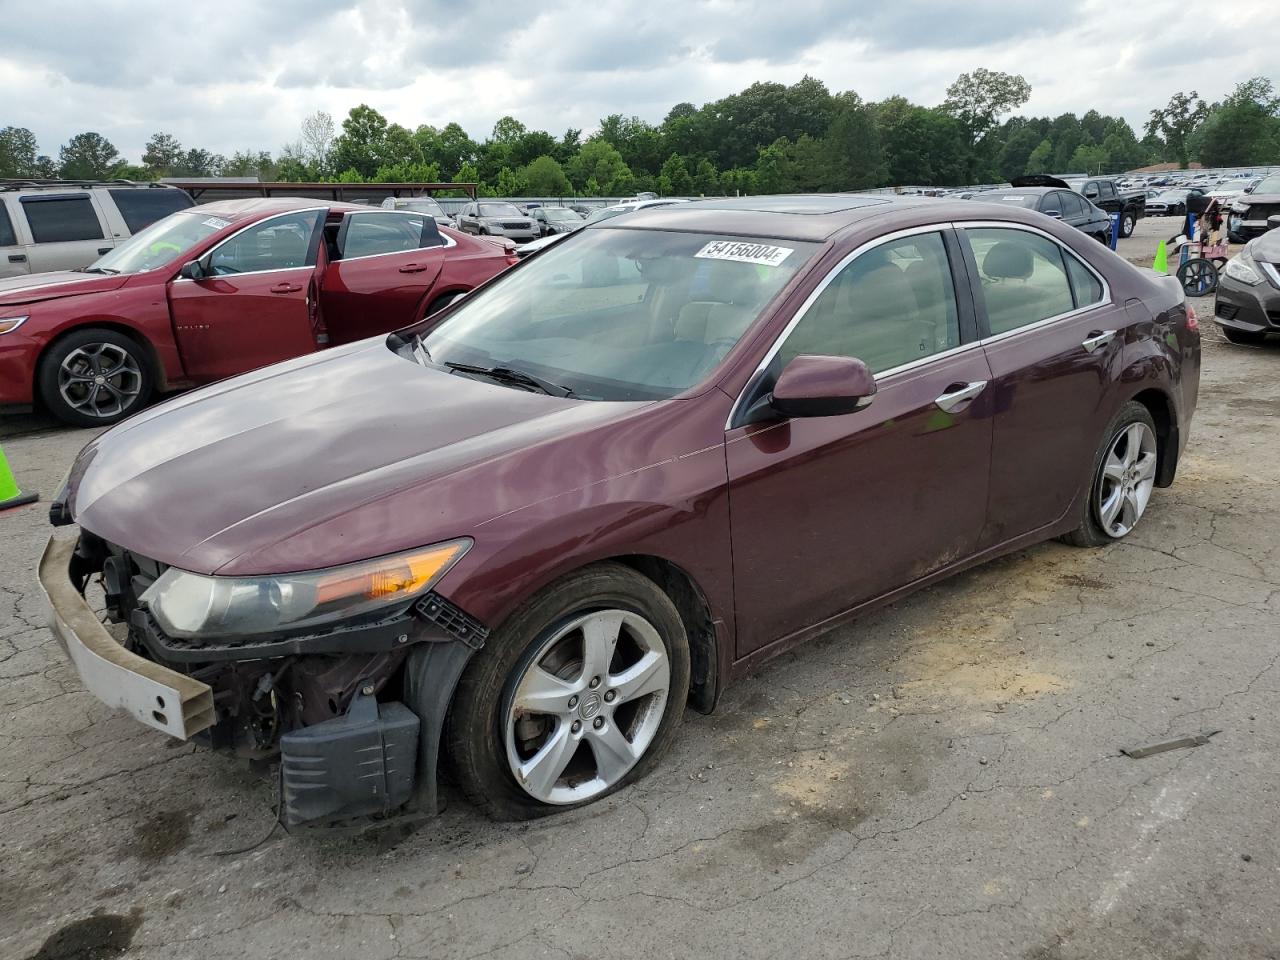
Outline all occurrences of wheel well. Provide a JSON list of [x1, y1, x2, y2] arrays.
[[1131, 388, 1177, 486], [34, 323, 164, 399], [615, 555, 719, 714]]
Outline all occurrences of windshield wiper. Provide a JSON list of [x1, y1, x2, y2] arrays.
[[443, 360, 576, 398], [80, 266, 120, 275]]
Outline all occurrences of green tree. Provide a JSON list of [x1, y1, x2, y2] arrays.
[[659, 153, 694, 195], [1145, 91, 1209, 168], [330, 104, 390, 178], [1195, 78, 1280, 167], [0, 126, 39, 177], [221, 150, 274, 178], [1068, 143, 1108, 175], [942, 68, 1032, 148], [567, 139, 632, 193], [142, 132, 184, 175], [997, 122, 1044, 182], [1025, 138, 1054, 174], [876, 96, 937, 184], [825, 94, 884, 189], [521, 155, 571, 195], [692, 158, 719, 195], [58, 132, 121, 179]]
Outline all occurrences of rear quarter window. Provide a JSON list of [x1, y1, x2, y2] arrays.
[[0, 204, 15, 247], [107, 188, 195, 233], [20, 195, 104, 243]]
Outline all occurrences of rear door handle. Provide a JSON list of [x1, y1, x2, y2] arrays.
[[270, 282, 303, 294], [97, 247, 112, 255], [934, 380, 987, 413], [398, 263, 429, 273], [8, 254, 26, 263], [1082, 329, 1116, 353]]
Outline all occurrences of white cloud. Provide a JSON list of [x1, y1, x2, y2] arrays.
[[0, 0, 1275, 161]]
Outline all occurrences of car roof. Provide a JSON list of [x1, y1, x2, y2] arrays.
[[596, 194, 940, 242], [182, 197, 367, 222], [976, 187, 1055, 197]]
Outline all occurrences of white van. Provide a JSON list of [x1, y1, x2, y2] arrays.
[[0, 180, 195, 278]]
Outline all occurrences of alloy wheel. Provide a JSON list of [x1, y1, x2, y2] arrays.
[[1095, 421, 1157, 538], [505, 609, 670, 804], [58, 342, 143, 420]]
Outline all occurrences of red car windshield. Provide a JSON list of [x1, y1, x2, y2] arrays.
[[419, 228, 818, 402], [87, 210, 229, 275]]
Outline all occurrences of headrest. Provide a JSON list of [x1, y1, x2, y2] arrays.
[[983, 241, 1034, 281]]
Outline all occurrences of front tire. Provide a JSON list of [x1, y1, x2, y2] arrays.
[[37, 327, 153, 427], [446, 563, 691, 820], [1061, 401, 1159, 547]]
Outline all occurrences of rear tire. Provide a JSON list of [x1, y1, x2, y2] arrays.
[[446, 563, 690, 820], [37, 327, 153, 428], [1060, 401, 1159, 548], [1120, 213, 1136, 238], [1221, 327, 1266, 345]]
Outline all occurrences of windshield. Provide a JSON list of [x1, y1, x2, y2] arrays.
[[396, 199, 445, 216], [980, 193, 1039, 209], [1251, 175, 1280, 194], [418, 228, 818, 401], [86, 210, 226, 275], [479, 203, 523, 218], [545, 208, 581, 221]]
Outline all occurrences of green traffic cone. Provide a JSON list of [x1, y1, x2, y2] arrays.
[[1152, 240, 1168, 275], [0, 444, 38, 511]]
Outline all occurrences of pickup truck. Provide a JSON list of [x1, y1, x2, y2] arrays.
[[1011, 176, 1147, 238]]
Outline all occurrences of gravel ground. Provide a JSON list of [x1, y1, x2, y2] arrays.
[[1, 215, 1277, 960]]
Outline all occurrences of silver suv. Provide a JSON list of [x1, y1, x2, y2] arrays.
[[0, 180, 194, 278], [455, 201, 537, 241], [379, 195, 455, 228]]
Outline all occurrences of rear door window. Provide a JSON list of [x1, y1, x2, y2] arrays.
[[338, 212, 442, 259], [20, 195, 104, 243], [963, 227, 1077, 335], [0, 204, 15, 247], [107, 188, 195, 233]]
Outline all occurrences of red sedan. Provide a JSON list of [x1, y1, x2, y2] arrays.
[[0, 198, 516, 425]]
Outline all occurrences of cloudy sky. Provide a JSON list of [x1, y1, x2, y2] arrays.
[[1, 0, 1276, 161]]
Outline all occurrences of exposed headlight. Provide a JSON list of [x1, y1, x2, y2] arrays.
[[1224, 252, 1264, 286], [0, 315, 29, 335], [141, 540, 471, 640]]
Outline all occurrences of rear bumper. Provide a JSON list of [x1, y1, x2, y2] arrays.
[[37, 536, 215, 739]]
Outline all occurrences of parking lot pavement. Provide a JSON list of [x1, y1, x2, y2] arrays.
[[2, 216, 1277, 960]]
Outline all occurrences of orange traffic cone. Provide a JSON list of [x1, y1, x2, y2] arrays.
[[0, 444, 37, 511]]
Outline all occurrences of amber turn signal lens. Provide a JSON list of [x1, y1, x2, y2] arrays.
[[314, 542, 470, 606]]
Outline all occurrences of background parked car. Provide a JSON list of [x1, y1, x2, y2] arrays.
[[0, 198, 516, 425], [380, 195, 456, 228], [0, 179, 194, 279], [972, 187, 1113, 242], [1214, 227, 1280, 344], [1059, 177, 1146, 238], [531, 206, 584, 236], [1228, 173, 1280, 243], [455, 201, 538, 241], [1146, 188, 1208, 218]]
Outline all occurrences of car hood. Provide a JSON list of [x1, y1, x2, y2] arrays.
[[1248, 229, 1280, 264], [0, 271, 130, 307], [1238, 192, 1280, 207], [69, 338, 646, 576]]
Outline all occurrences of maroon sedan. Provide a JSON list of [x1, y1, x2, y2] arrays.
[[39, 194, 1199, 828], [0, 198, 516, 426]]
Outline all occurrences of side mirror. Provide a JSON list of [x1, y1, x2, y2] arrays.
[[178, 259, 205, 280], [769, 355, 876, 418], [1267, 215, 1280, 232]]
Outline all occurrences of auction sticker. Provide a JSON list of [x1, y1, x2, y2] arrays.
[[694, 240, 793, 266], [202, 217, 232, 229]]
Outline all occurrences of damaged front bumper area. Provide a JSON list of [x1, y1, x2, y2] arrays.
[[38, 532, 488, 832]]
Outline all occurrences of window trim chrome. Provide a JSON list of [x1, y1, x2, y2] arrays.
[[724, 218, 1115, 431]]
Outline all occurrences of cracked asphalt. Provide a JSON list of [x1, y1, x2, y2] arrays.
[[1, 217, 1278, 960]]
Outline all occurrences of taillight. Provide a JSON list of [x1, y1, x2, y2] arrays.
[[1185, 304, 1199, 332], [505, 254, 520, 266]]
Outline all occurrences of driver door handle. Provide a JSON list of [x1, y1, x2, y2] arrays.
[[1082, 329, 1116, 353], [934, 380, 987, 413], [270, 282, 303, 294], [398, 263, 429, 273]]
